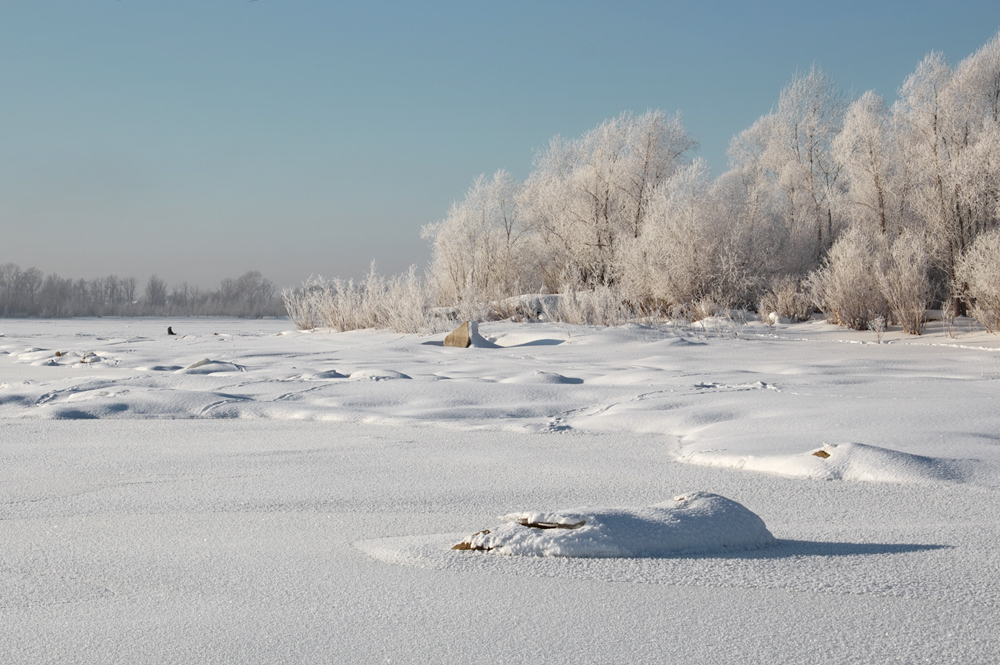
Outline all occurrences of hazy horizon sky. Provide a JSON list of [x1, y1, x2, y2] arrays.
[[3, 1, 999, 290]]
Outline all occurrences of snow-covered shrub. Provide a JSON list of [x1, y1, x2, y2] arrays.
[[877, 230, 931, 334], [808, 226, 890, 330], [757, 276, 812, 323], [684, 298, 724, 323], [282, 265, 427, 333], [553, 285, 633, 325], [955, 229, 1000, 332]]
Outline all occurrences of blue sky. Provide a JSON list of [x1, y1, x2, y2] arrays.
[[2, 1, 999, 289]]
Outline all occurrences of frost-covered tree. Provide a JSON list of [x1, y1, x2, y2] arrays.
[[521, 110, 697, 289], [834, 91, 910, 236], [731, 67, 846, 272], [619, 159, 721, 307], [808, 225, 889, 330], [894, 36, 1000, 311], [423, 169, 537, 305], [877, 230, 931, 334]]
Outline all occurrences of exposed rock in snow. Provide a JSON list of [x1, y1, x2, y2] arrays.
[[444, 321, 497, 348], [444, 321, 472, 348]]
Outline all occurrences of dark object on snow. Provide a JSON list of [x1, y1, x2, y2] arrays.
[[512, 518, 586, 529], [452, 530, 491, 551], [813, 449, 831, 459], [167, 327, 176, 336]]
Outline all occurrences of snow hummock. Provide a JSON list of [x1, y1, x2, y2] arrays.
[[500, 370, 583, 384], [467, 320, 498, 348], [349, 368, 411, 381], [452, 492, 776, 557], [678, 442, 970, 484], [176, 358, 245, 374]]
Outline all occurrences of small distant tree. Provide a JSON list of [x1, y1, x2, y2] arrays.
[[234, 270, 275, 316], [122, 276, 138, 305], [145, 275, 168, 308]]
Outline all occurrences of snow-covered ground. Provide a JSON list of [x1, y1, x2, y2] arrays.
[[2, 316, 999, 663]]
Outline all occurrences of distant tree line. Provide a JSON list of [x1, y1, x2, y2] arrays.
[[0, 264, 284, 318]]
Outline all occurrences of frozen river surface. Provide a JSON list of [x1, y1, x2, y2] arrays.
[[2, 317, 999, 663]]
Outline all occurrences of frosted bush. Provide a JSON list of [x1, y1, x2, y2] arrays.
[[553, 285, 634, 326], [955, 229, 1000, 332], [877, 230, 931, 334], [757, 276, 813, 323], [282, 264, 428, 333], [808, 226, 889, 330]]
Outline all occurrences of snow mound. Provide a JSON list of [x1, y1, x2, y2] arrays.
[[679, 442, 968, 484], [501, 371, 583, 385], [467, 322, 498, 348], [451, 492, 776, 558], [175, 359, 245, 374], [349, 368, 411, 381], [299, 369, 348, 380], [490, 330, 567, 347]]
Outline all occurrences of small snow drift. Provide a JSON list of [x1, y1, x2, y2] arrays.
[[305, 369, 348, 380], [175, 358, 245, 374], [451, 492, 776, 558], [490, 330, 567, 347], [500, 371, 583, 385], [679, 442, 968, 484], [348, 368, 411, 381]]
